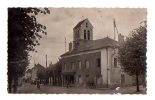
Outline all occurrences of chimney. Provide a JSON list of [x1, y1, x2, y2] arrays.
[[69, 42, 72, 51]]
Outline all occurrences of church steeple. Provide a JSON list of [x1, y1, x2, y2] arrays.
[[73, 19, 93, 49]]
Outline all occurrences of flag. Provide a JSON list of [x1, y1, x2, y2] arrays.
[[114, 19, 116, 28], [113, 19, 119, 41]]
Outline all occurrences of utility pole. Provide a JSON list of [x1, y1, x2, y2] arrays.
[[45, 54, 48, 85], [46, 54, 47, 68], [65, 37, 66, 52]]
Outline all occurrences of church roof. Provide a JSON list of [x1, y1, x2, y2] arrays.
[[73, 19, 87, 29], [61, 37, 119, 57]]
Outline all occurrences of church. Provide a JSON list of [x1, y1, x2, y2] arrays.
[[60, 19, 135, 88]]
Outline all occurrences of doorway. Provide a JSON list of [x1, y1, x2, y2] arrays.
[[121, 74, 125, 85]]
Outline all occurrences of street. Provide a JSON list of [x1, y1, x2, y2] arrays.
[[17, 83, 146, 94]]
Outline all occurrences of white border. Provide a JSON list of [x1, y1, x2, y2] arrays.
[[0, 0, 155, 100]]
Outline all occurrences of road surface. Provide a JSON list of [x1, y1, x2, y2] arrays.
[[17, 83, 146, 94]]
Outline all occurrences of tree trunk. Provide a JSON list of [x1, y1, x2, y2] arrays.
[[136, 69, 140, 92], [8, 66, 13, 93], [8, 74, 12, 93], [13, 75, 18, 93]]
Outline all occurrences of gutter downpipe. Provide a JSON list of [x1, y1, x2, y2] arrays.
[[106, 48, 109, 88]]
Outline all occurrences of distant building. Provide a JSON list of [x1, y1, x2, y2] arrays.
[[60, 19, 136, 88], [23, 69, 32, 82], [31, 63, 45, 82]]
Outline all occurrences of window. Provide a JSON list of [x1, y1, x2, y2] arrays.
[[86, 23, 88, 27], [86, 75, 89, 77], [78, 61, 81, 69], [77, 42, 79, 46], [71, 62, 75, 70], [121, 65, 123, 69], [74, 31, 76, 39], [114, 58, 117, 68], [64, 63, 67, 71], [87, 30, 90, 40], [77, 30, 79, 38], [78, 75, 82, 84], [86, 60, 90, 69], [121, 74, 125, 84], [84, 30, 86, 39], [96, 58, 101, 67]]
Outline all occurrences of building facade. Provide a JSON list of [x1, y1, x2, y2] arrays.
[[31, 63, 45, 83], [60, 19, 135, 88], [23, 69, 32, 83]]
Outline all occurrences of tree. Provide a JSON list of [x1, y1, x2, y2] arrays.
[[46, 63, 53, 77], [46, 61, 62, 86], [8, 8, 50, 93], [46, 62, 54, 85], [52, 61, 62, 86], [118, 23, 147, 92]]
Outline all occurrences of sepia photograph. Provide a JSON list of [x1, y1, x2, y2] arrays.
[[8, 8, 147, 94]]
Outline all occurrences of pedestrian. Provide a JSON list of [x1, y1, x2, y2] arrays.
[[66, 81, 69, 88], [37, 80, 40, 89]]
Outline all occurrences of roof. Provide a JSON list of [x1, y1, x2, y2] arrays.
[[73, 19, 87, 29], [32, 63, 45, 70], [61, 37, 119, 57]]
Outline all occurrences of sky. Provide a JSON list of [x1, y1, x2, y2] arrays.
[[28, 8, 147, 69]]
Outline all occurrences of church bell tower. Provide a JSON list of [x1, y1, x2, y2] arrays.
[[73, 19, 93, 49]]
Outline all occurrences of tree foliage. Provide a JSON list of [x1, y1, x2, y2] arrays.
[[118, 25, 147, 76], [46, 61, 62, 78], [53, 61, 62, 77], [46, 62, 54, 77], [8, 8, 50, 92], [8, 8, 50, 76]]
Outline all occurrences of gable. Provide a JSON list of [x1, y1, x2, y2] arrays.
[[73, 19, 93, 29], [81, 19, 93, 29]]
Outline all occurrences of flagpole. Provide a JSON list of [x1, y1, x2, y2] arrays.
[[114, 19, 119, 41], [114, 19, 116, 40]]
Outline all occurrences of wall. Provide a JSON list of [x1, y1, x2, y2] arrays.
[[31, 68, 37, 81], [100, 48, 107, 86], [73, 19, 93, 49], [122, 72, 134, 86], [101, 47, 122, 87], [61, 46, 138, 88], [110, 48, 121, 87], [121, 72, 145, 86], [80, 19, 93, 40], [61, 51, 101, 87]]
